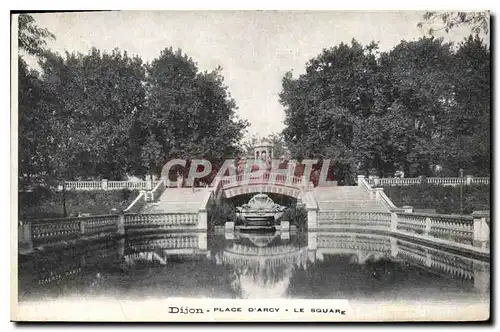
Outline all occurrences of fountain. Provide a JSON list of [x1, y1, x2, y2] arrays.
[[236, 193, 286, 230]]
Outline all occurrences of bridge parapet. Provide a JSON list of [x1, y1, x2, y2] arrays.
[[220, 173, 305, 188]]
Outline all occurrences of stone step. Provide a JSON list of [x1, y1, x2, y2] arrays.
[[142, 187, 210, 213]]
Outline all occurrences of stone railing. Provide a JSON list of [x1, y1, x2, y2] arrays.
[[318, 211, 392, 229], [315, 209, 489, 253], [357, 175, 397, 210], [312, 233, 488, 289], [19, 214, 123, 250], [124, 213, 199, 231], [64, 179, 159, 191], [220, 173, 304, 188], [123, 179, 166, 213], [18, 210, 205, 252], [128, 234, 200, 250], [366, 176, 489, 187], [395, 212, 474, 245]]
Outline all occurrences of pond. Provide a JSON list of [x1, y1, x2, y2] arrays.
[[18, 230, 489, 304]]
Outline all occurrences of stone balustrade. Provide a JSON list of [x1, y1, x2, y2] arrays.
[[318, 211, 392, 229], [315, 209, 488, 253], [124, 213, 199, 230], [18, 211, 202, 252], [366, 176, 489, 187], [220, 173, 304, 188], [64, 179, 159, 191]]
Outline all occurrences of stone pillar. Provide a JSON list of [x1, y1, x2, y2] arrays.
[[403, 205, 413, 213], [146, 174, 152, 190], [390, 237, 398, 258], [357, 175, 365, 187], [117, 214, 125, 236], [472, 211, 490, 249], [466, 175, 473, 185], [308, 232, 317, 267], [117, 238, 125, 259], [424, 217, 431, 236], [280, 221, 290, 232], [390, 212, 398, 232], [198, 210, 208, 231], [18, 221, 33, 252], [281, 231, 290, 240], [425, 252, 432, 267], [373, 177, 379, 186], [80, 220, 86, 236], [307, 208, 318, 230], [307, 232, 317, 250], [102, 179, 108, 190], [225, 221, 234, 232], [198, 233, 207, 250], [473, 262, 490, 295]]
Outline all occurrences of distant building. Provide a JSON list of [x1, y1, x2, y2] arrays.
[[253, 138, 274, 162]]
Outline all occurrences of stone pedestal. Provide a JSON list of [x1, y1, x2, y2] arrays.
[[472, 211, 490, 249], [198, 210, 208, 231], [308, 232, 317, 251], [390, 212, 398, 232], [280, 221, 290, 232], [357, 175, 365, 187], [402, 205, 413, 213], [390, 237, 398, 258], [307, 209, 318, 230], [18, 222, 33, 252], [80, 220, 86, 236], [198, 233, 207, 250], [117, 238, 125, 258], [225, 221, 235, 232], [117, 214, 125, 236]]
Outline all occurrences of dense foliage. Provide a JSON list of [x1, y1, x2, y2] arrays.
[[207, 200, 237, 230], [279, 36, 490, 182], [278, 206, 308, 230], [19, 188, 139, 220], [383, 184, 490, 214], [18, 15, 249, 189]]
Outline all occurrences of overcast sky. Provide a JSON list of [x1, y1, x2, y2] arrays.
[[25, 11, 485, 138]]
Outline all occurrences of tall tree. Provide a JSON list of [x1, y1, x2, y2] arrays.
[[437, 35, 490, 176], [37, 48, 147, 180], [418, 11, 490, 35], [18, 14, 55, 57], [280, 36, 489, 179], [140, 48, 249, 176], [280, 39, 381, 180], [18, 57, 52, 186]]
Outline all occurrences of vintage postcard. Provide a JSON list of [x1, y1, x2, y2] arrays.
[[11, 10, 490, 322]]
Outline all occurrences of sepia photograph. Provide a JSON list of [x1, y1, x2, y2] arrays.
[[11, 9, 490, 322]]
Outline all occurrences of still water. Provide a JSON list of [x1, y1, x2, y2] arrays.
[[18, 231, 490, 303]]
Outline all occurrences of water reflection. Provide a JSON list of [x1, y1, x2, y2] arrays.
[[18, 230, 489, 302], [215, 232, 308, 298]]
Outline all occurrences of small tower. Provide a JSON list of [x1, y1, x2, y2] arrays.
[[254, 138, 273, 162]]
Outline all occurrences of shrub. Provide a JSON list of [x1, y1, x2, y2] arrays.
[[18, 188, 141, 220], [207, 200, 237, 230], [382, 184, 490, 214], [278, 206, 308, 230]]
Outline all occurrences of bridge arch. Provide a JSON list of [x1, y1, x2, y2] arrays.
[[216, 173, 305, 199]]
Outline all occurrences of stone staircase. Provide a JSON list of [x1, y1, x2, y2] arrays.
[[313, 186, 390, 212], [141, 187, 210, 213]]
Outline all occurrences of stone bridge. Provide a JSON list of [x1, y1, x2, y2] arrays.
[[214, 173, 309, 199]]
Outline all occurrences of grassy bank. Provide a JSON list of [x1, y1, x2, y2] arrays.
[[382, 184, 490, 214], [19, 187, 140, 220]]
